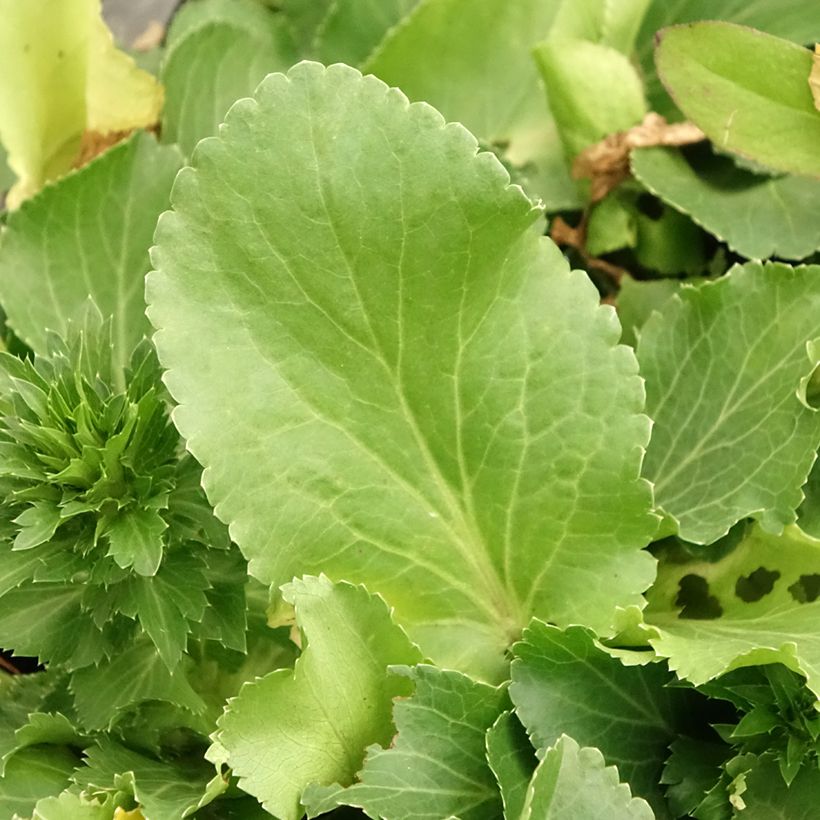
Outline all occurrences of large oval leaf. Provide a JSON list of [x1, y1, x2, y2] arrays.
[[147, 62, 655, 678]]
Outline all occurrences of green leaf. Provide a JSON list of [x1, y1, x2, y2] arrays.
[[655, 22, 820, 178], [362, 0, 578, 208], [105, 508, 167, 577], [637, 0, 820, 119], [73, 738, 226, 820], [70, 642, 205, 731], [304, 665, 508, 820], [12, 502, 62, 551], [732, 752, 820, 818], [147, 62, 656, 677], [632, 146, 820, 260], [130, 574, 190, 670], [486, 711, 536, 820], [0, 132, 182, 373], [549, 0, 651, 52], [215, 576, 422, 820], [160, 0, 296, 156], [535, 39, 646, 159], [310, 0, 421, 65], [616, 275, 686, 348], [0, 746, 79, 818], [510, 621, 693, 814], [645, 524, 820, 699], [638, 261, 820, 544], [522, 735, 654, 819], [660, 737, 729, 818]]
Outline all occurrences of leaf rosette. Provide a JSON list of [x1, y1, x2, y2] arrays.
[[0, 309, 240, 671]]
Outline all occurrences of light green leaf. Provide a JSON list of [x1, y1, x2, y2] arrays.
[[486, 711, 536, 820], [522, 736, 654, 819], [0, 131, 182, 373], [161, 0, 296, 156], [304, 665, 508, 820], [637, 0, 820, 118], [363, 0, 578, 208], [73, 738, 226, 820], [215, 576, 422, 820], [632, 146, 820, 260], [147, 62, 656, 677], [0, 0, 163, 207], [535, 39, 646, 159], [550, 0, 651, 53], [638, 262, 820, 544], [0, 746, 79, 818], [70, 643, 205, 731], [105, 508, 167, 578], [586, 192, 638, 257], [655, 22, 820, 178], [797, 455, 820, 538], [645, 524, 820, 699], [511, 621, 691, 815], [33, 791, 116, 820]]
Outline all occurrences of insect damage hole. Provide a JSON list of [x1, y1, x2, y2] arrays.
[[675, 574, 723, 619], [735, 567, 780, 602], [788, 574, 820, 604]]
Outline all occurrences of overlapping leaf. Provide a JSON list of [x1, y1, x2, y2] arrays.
[[215, 576, 422, 820], [148, 61, 655, 677], [645, 525, 820, 700], [638, 262, 820, 543]]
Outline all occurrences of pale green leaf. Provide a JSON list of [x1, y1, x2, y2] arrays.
[[0, 0, 162, 207], [655, 22, 820, 178], [363, 0, 578, 208], [645, 524, 820, 699], [586, 192, 638, 257], [304, 665, 508, 820], [0, 131, 182, 373], [105, 508, 167, 577], [486, 711, 536, 820], [70, 643, 205, 731], [637, 0, 820, 118], [161, 0, 296, 156], [535, 39, 646, 159], [32, 791, 116, 820], [632, 146, 820, 260], [521, 736, 654, 820], [0, 747, 78, 818], [73, 738, 226, 820], [147, 62, 656, 677], [549, 0, 651, 52], [215, 576, 422, 820], [511, 621, 691, 815], [638, 262, 820, 544]]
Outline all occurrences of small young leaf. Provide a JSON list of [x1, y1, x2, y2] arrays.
[[105, 508, 167, 577], [215, 576, 422, 820], [655, 22, 820, 178]]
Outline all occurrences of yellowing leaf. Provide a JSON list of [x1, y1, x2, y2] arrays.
[[810, 43, 820, 112], [0, 0, 162, 208]]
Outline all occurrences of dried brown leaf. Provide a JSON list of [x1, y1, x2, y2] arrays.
[[810, 44, 820, 112]]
